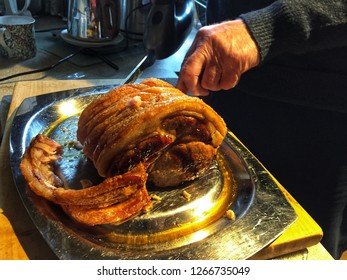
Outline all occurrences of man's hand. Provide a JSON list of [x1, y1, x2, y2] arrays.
[[177, 19, 260, 96]]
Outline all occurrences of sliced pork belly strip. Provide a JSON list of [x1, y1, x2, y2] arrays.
[[20, 135, 151, 225], [20, 134, 64, 202], [62, 184, 151, 226]]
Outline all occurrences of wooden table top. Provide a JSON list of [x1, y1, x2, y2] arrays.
[[0, 80, 332, 260]]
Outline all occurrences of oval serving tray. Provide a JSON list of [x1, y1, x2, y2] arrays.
[[9, 85, 297, 260]]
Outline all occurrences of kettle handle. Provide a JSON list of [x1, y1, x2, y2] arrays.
[[100, 0, 120, 39]]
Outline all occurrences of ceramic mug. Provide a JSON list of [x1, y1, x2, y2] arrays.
[[3, 0, 32, 15], [0, 15, 36, 59]]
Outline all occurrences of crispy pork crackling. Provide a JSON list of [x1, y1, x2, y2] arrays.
[[19, 79, 226, 226], [77, 78, 227, 187]]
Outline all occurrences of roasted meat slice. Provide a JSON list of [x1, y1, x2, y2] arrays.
[[77, 78, 227, 187], [20, 134, 152, 226], [62, 184, 152, 226]]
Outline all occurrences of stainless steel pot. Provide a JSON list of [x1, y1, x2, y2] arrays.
[[67, 0, 120, 42]]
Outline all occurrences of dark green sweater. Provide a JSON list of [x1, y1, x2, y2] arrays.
[[206, 0, 347, 112]]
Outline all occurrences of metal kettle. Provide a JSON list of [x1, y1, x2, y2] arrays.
[[67, 0, 120, 41], [144, 0, 194, 59]]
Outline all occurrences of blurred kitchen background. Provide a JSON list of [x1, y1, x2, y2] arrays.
[[0, 1, 207, 141], [0, 0, 206, 81], [0, 0, 68, 18]]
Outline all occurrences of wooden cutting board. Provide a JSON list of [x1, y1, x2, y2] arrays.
[[0, 80, 328, 260]]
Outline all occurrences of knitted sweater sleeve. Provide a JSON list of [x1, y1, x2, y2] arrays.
[[239, 0, 347, 62]]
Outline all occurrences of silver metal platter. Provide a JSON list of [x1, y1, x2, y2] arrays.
[[9, 84, 297, 260]]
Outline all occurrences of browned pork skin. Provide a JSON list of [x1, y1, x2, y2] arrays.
[[77, 78, 227, 187], [20, 134, 152, 226], [62, 185, 152, 226]]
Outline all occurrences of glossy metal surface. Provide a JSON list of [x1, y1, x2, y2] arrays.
[[9, 85, 297, 259], [67, 0, 120, 41], [144, 0, 194, 59]]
